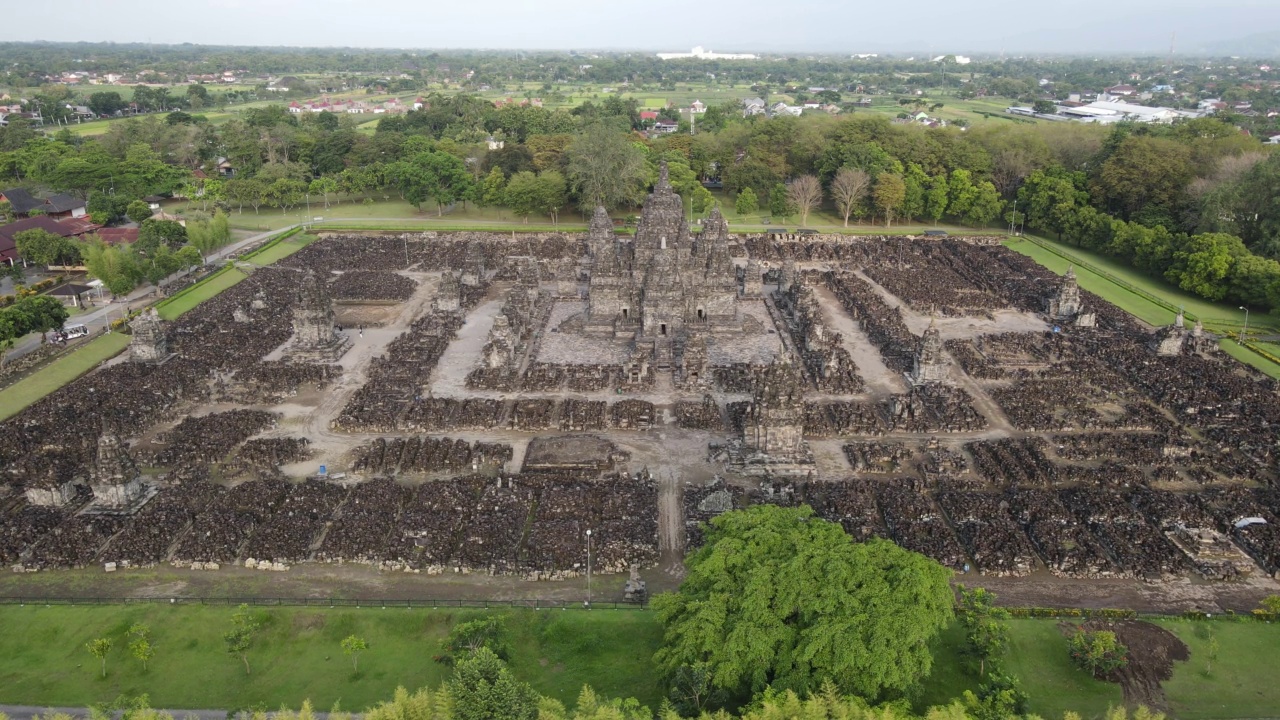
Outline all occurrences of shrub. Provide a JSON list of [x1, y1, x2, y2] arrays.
[[1069, 629, 1128, 678]]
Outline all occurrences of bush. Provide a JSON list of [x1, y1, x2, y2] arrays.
[[437, 615, 512, 664], [1069, 629, 1128, 678]]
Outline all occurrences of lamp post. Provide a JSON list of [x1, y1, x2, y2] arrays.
[[1239, 306, 1250, 343], [585, 529, 593, 606]]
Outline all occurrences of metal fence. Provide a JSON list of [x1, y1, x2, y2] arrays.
[[0, 595, 649, 610]]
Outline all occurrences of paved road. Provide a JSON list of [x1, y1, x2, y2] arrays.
[[2, 226, 297, 366]]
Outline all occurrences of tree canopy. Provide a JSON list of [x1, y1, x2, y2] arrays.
[[653, 505, 954, 707]]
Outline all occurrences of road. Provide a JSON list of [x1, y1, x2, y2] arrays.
[[2, 225, 298, 365]]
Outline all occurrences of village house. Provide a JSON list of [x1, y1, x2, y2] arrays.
[[0, 189, 86, 219]]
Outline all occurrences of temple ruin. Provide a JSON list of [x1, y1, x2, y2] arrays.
[[1045, 267, 1096, 328], [129, 308, 173, 364], [910, 317, 949, 385], [286, 269, 352, 361], [88, 428, 149, 510]]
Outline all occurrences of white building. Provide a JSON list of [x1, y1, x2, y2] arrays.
[[657, 46, 758, 60], [1059, 100, 1188, 124]]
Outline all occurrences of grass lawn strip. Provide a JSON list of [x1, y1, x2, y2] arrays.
[[1155, 620, 1279, 720], [155, 267, 249, 321], [0, 606, 1277, 717], [0, 333, 130, 421], [0, 606, 662, 711], [1005, 238, 1280, 378], [243, 233, 321, 267]]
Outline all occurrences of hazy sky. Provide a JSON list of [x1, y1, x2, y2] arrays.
[[2, 0, 1278, 54]]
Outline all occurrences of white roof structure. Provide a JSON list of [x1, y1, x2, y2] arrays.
[[657, 46, 758, 60], [1059, 101, 1188, 124]]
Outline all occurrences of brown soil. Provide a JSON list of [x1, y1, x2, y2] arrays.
[[1060, 619, 1190, 709]]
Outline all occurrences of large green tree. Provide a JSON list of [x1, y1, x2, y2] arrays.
[[565, 124, 646, 211], [1095, 135, 1192, 224], [1165, 232, 1251, 301], [13, 228, 77, 266], [653, 505, 953, 706]]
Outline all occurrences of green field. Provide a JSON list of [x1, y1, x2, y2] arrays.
[[155, 267, 249, 320], [0, 606, 663, 712], [0, 333, 130, 421], [0, 605, 1276, 717], [1004, 235, 1280, 379], [191, 193, 979, 236], [243, 233, 321, 266]]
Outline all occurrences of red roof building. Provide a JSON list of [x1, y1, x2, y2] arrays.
[[96, 227, 140, 245]]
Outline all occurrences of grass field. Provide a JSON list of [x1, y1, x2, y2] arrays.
[[1219, 340, 1280, 380], [243, 233, 321, 266], [0, 606, 1276, 717], [1004, 235, 1280, 379], [0, 606, 663, 712], [1155, 620, 1280, 720], [0, 333, 130, 421], [194, 193, 978, 236], [1004, 236, 1272, 333], [155, 267, 248, 320]]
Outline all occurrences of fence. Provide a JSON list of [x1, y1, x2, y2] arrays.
[[1020, 234, 1198, 321], [2, 595, 1274, 623], [0, 595, 649, 610]]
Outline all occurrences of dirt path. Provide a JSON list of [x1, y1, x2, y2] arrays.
[[658, 471, 685, 575], [853, 269, 1049, 337], [813, 284, 906, 398], [954, 372, 1017, 437]]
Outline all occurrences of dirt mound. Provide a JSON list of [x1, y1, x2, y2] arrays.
[[1062, 619, 1190, 709]]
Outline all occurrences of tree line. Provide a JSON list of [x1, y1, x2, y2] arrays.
[[2, 90, 1278, 312]]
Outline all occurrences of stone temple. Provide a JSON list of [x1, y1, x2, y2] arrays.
[[129, 308, 173, 364], [910, 317, 949, 385], [89, 427, 148, 509], [579, 163, 745, 365], [718, 355, 814, 477], [287, 269, 352, 361], [1046, 267, 1096, 328]]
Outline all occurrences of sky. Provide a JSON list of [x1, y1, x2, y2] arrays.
[[1, 0, 1278, 55]]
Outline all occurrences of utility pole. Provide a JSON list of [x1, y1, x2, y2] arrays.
[[585, 529, 593, 606]]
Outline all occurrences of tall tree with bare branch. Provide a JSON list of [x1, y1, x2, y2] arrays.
[[830, 167, 871, 227], [787, 175, 823, 227]]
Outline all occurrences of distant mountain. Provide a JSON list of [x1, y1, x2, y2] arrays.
[[1195, 31, 1280, 58]]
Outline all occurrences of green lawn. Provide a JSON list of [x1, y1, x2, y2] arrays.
[[0, 605, 662, 712], [197, 199, 596, 233], [1156, 620, 1280, 720], [0, 333, 130, 421], [1004, 236, 1271, 332], [2, 605, 1275, 718], [155, 267, 248, 320], [244, 233, 321, 266], [1004, 235, 1280, 379], [1005, 620, 1123, 720]]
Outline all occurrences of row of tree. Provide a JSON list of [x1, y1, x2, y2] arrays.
[[1017, 168, 1280, 310], [4, 90, 1278, 310]]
